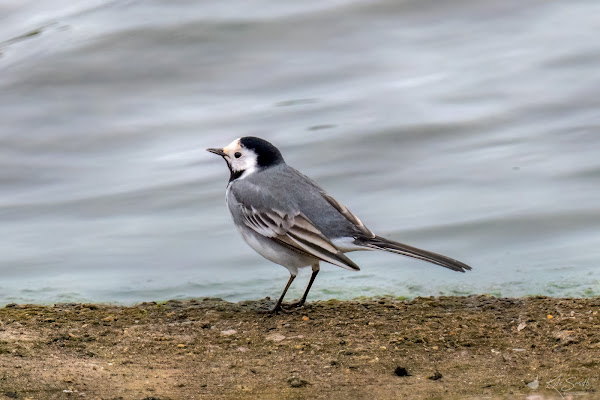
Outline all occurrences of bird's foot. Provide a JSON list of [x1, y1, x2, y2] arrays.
[[255, 303, 291, 314], [284, 300, 306, 309]]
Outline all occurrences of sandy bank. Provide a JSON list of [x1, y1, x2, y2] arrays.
[[1, 295, 599, 399]]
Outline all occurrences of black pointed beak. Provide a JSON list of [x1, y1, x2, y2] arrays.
[[206, 148, 227, 157]]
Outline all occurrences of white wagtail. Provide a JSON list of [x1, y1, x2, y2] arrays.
[[207, 137, 471, 312]]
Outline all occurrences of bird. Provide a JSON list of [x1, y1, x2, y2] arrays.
[[207, 137, 471, 312]]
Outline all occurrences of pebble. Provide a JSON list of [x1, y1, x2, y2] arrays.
[[220, 329, 237, 336], [288, 377, 309, 388], [428, 371, 443, 380], [266, 333, 286, 342], [527, 376, 539, 389]]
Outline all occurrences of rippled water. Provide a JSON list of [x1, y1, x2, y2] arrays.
[[1, 0, 599, 305]]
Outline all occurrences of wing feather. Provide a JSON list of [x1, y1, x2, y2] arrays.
[[239, 205, 360, 271], [320, 191, 375, 238]]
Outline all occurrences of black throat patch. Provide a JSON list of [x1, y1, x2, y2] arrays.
[[228, 166, 244, 183]]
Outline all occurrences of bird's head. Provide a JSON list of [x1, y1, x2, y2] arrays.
[[207, 136, 284, 182]]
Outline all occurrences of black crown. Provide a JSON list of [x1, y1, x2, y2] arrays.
[[240, 137, 284, 167]]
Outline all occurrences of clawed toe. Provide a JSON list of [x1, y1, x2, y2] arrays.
[[255, 299, 309, 314], [284, 300, 306, 309], [256, 303, 292, 314]]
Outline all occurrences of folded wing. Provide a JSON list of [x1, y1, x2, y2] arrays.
[[239, 205, 360, 271]]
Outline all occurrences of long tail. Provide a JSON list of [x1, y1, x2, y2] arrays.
[[358, 235, 472, 272]]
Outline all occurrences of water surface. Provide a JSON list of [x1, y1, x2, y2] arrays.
[[1, 0, 599, 305]]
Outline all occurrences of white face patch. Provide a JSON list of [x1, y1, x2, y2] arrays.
[[221, 138, 259, 180]]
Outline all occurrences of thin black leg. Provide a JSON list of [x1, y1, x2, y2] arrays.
[[270, 274, 296, 313], [288, 263, 320, 309]]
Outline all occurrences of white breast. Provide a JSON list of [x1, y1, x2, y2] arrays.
[[225, 183, 314, 274]]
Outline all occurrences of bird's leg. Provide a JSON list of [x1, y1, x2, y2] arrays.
[[287, 263, 320, 309], [267, 273, 296, 313]]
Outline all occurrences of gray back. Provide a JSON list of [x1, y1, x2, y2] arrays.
[[229, 163, 360, 239]]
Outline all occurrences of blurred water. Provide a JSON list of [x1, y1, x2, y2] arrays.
[[1, 0, 599, 306]]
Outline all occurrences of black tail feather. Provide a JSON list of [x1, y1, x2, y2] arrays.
[[359, 235, 472, 272]]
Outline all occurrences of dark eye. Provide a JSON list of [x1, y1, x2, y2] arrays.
[[234, 152, 242, 158]]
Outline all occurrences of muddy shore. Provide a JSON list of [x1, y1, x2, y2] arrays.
[[1, 295, 599, 399]]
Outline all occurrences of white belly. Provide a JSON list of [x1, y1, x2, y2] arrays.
[[237, 226, 315, 275]]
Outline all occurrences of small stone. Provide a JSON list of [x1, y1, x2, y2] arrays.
[[266, 333, 286, 342], [517, 322, 527, 332], [288, 377, 309, 388], [177, 344, 186, 348], [302, 316, 310, 321], [394, 367, 411, 377], [552, 330, 577, 344], [527, 376, 539, 389], [547, 314, 553, 319], [221, 329, 237, 336], [428, 371, 443, 380]]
